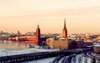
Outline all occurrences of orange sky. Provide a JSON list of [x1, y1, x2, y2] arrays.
[[0, 0, 100, 34]]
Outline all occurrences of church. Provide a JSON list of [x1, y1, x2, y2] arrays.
[[46, 19, 73, 49]]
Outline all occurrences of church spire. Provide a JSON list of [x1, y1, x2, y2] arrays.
[[63, 18, 67, 38], [64, 18, 66, 30]]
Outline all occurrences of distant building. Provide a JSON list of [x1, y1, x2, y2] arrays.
[[26, 32, 36, 36], [63, 19, 67, 38], [18, 25, 47, 46], [73, 38, 84, 48], [84, 33, 91, 41], [84, 40, 93, 47], [17, 30, 20, 35], [36, 25, 41, 44], [94, 43, 100, 54], [1, 31, 3, 34], [46, 19, 73, 49]]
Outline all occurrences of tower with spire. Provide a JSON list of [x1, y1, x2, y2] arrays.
[[36, 24, 40, 43], [63, 18, 67, 38], [17, 30, 20, 35]]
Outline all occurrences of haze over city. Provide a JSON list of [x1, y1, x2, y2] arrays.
[[0, 0, 100, 34]]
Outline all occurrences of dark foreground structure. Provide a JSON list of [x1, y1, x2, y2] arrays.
[[0, 48, 92, 63]]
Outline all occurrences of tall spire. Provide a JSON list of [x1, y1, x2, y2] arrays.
[[63, 18, 67, 38], [37, 24, 39, 29], [64, 18, 66, 30]]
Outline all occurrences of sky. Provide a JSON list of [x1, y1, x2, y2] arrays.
[[0, 0, 100, 34]]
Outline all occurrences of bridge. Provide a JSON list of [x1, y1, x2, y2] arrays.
[[0, 48, 92, 63]]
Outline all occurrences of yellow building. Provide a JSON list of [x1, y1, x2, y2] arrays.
[[94, 43, 100, 54], [49, 38, 73, 49]]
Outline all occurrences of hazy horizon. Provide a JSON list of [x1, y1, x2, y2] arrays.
[[0, 0, 100, 34]]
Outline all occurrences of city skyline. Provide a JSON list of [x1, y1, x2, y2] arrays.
[[0, 0, 100, 34]]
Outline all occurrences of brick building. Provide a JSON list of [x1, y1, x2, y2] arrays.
[[18, 25, 47, 46], [46, 19, 73, 49], [84, 40, 93, 46], [73, 39, 84, 48]]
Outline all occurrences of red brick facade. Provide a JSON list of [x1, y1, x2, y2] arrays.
[[36, 26, 40, 42]]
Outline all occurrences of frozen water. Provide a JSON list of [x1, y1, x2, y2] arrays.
[[0, 48, 59, 57]]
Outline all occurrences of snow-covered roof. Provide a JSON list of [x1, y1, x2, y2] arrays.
[[94, 43, 100, 47], [40, 36, 46, 38], [75, 39, 83, 41], [94, 45, 100, 47], [84, 40, 93, 43]]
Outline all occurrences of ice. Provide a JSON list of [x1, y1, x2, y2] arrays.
[[0, 48, 59, 57]]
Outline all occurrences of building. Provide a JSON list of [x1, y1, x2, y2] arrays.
[[94, 43, 100, 54], [36, 25, 41, 45], [49, 38, 73, 49], [46, 19, 73, 49], [17, 30, 20, 35], [84, 40, 93, 47], [63, 19, 67, 38], [73, 38, 84, 48], [17, 25, 47, 46]]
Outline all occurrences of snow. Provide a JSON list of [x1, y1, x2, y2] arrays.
[[71, 57, 76, 63], [84, 40, 93, 43], [21, 53, 94, 63], [0, 48, 59, 57], [93, 42, 100, 47], [21, 57, 56, 63], [82, 57, 86, 63], [0, 48, 95, 63], [75, 39, 83, 41], [59, 56, 65, 63], [87, 58, 92, 63]]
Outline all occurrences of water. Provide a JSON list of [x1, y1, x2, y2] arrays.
[[0, 42, 26, 50], [0, 42, 59, 57], [0, 42, 96, 63]]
